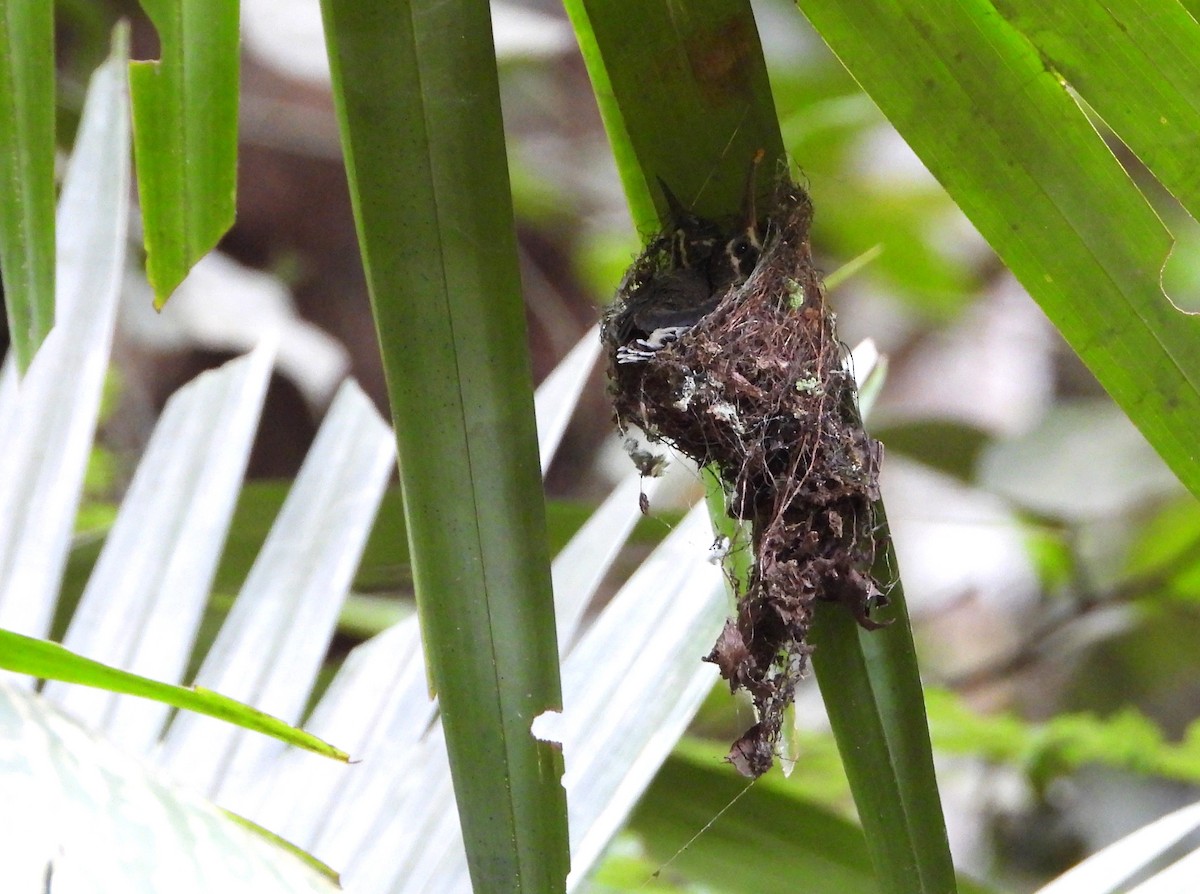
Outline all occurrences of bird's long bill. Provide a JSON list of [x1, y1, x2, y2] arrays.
[[656, 175, 692, 228], [742, 151, 765, 241]]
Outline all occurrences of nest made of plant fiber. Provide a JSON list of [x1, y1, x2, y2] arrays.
[[605, 177, 889, 778]]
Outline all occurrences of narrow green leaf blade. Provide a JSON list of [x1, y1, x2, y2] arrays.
[[319, 1, 569, 891], [130, 0, 239, 306], [796, 0, 1200, 502], [564, 0, 784, 232], [810, 553, 956, 894], [0, 629, 347, 760], [0, 0, 55, 370]]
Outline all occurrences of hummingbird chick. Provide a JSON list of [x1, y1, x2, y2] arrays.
[[607, 165, 763, 364]]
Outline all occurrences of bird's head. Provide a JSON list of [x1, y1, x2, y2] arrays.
[[707, 158, 764, 291], [657, 177, 723, 272]]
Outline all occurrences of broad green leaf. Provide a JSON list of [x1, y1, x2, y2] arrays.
[[795, 0, 1200, 504], [873, 421, 990, 482], [990, 1, 1200, 223], [0, 629, 347, 761], [130, 0, 239, 306], [0, 0, 55, 370], [319, 1, 569, 891]]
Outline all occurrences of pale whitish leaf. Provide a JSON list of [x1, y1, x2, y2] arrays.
[[245, 499, 651, 877], [0, 684, 339, 894], [346, 727, 465, 893], [240, 469, 714, 892], [1125, 847, 1200, 894], [252, 617, 433, 864], [0, 355, 16, 422], [560, 504, 726, 887], [324, 503, 724, 894], [234, 340, 639, 875], [534, 332, 602, 474], [553, 472, 658, 652], [0, 45, 129, 642], [158, 379, 394, 806], [851, 337, 885, 420], [1, 166, 721, 893], [44, 344, 274, 752], [122, 251, 352, 410], [248, 473, 658, 880], [1035, 801, 1200, 894]]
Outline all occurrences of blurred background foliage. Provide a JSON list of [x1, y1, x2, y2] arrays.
[[22, 0, 1200, 891]]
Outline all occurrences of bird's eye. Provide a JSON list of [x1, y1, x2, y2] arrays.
[[733, 238, 756, 258]]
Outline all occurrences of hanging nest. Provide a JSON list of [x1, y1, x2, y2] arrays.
[[603, 176, 888, 777]]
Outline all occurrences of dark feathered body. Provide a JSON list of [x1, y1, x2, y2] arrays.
[[603, 170, 764, 363]]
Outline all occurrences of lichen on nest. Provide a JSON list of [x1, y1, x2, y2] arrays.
[[603, 175, 889, 778]]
